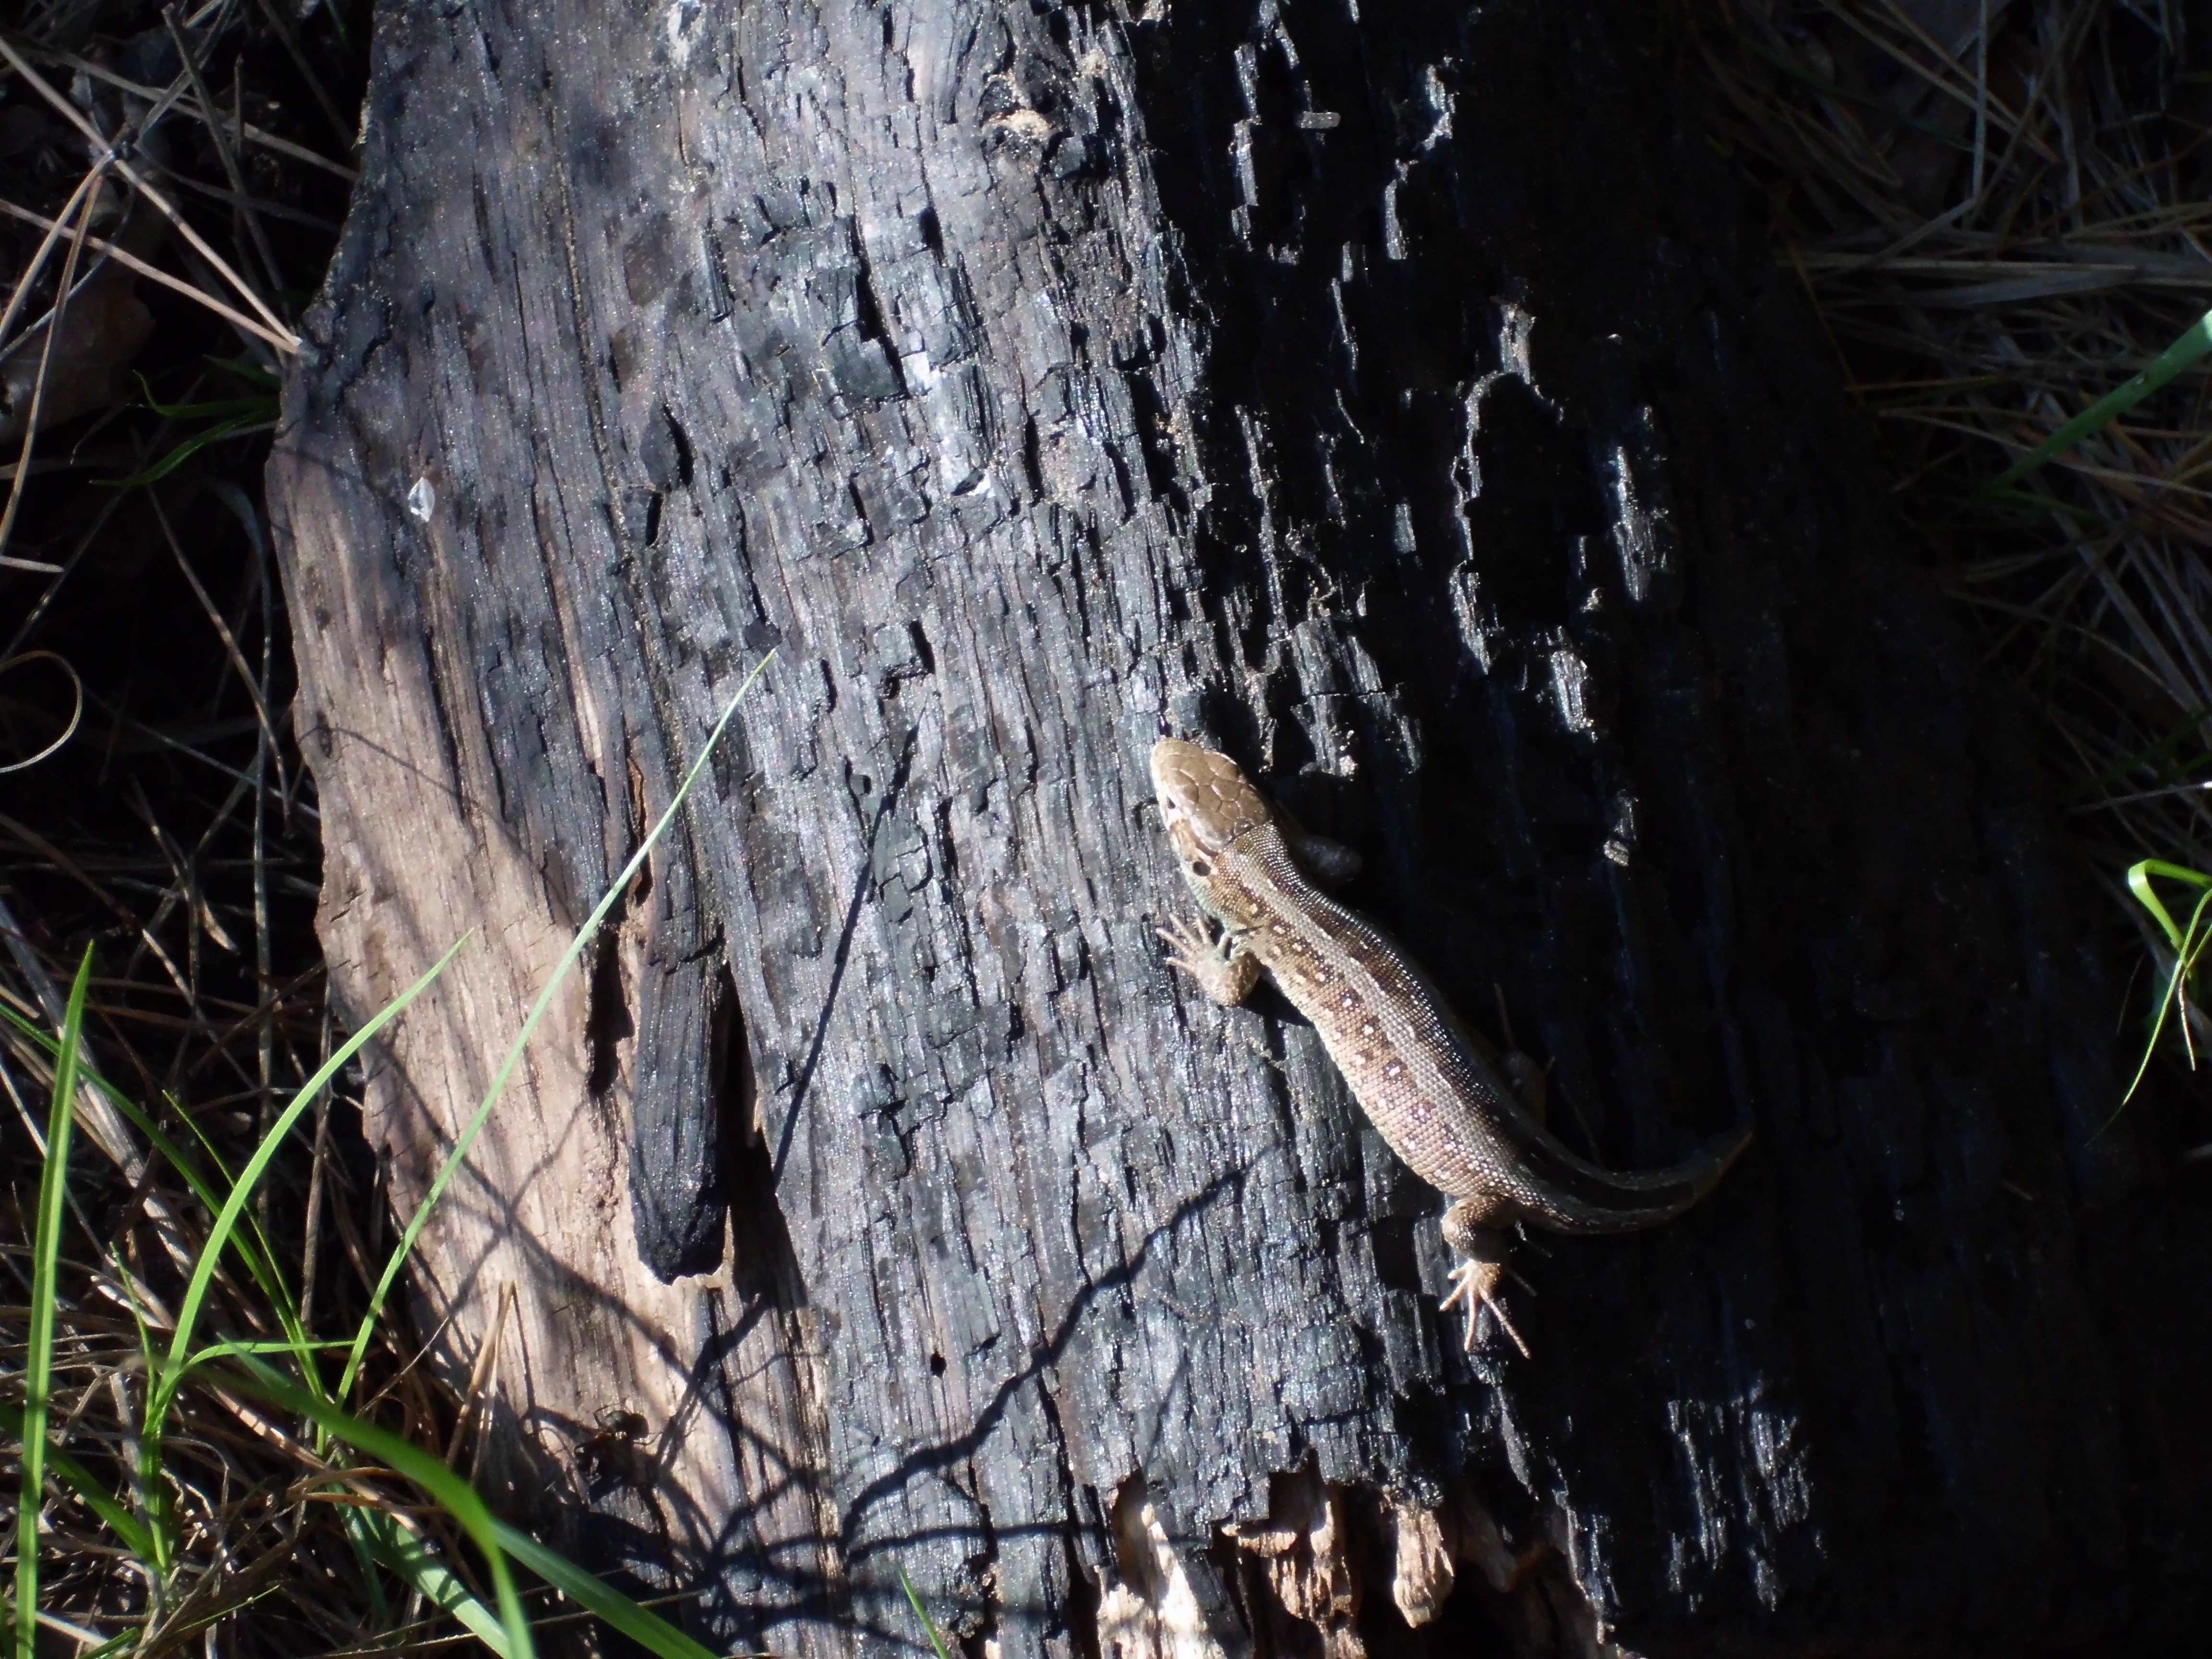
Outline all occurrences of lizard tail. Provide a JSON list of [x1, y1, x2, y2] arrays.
[[1524, 1122, 1754, 1235], [1571, 1120, 1754, 1195]]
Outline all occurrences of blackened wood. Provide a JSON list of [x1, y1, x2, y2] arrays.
[[267, 0, 2212, 1654]]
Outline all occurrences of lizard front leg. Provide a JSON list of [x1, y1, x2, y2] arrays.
[[1439, 1190, 1530, 1357], [1490, 987, 1549, 1121], [1281, 825, 1363, 890], [1158, 913, 1262, 1008]]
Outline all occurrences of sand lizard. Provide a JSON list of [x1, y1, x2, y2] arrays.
[[1150, 738, 1751, 1355]]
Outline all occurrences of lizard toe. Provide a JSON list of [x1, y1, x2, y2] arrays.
[[1443, 1260, 1529, 1358]]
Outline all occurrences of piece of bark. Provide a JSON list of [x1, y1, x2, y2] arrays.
[[267, 0, 2212, 1654]]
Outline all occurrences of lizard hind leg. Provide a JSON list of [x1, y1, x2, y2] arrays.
[[1439, 1192, 1530, 1357], [1442, 1257, 1527, 1358]]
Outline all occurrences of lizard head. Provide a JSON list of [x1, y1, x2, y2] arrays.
[[1150, 739, 1272, 870]]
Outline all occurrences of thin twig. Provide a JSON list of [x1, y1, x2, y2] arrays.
[[0, 199, 297, 355], [0, 37, 299, 350], [162, 4, 283, 300], [5, 42, 357, 179], [0, 162, 105, 357], [0, 172, 103, 564]]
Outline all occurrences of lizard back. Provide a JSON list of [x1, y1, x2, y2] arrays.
[[1212, 822, 1744, 1231]]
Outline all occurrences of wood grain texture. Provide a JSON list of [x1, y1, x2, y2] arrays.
[[266, 0, 2212, 1653]]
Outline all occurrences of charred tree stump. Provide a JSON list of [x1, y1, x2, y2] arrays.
[[267, 0, 2212, 1653]]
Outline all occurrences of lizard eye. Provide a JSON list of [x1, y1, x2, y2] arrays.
[[1187, 858, 1212, 878]]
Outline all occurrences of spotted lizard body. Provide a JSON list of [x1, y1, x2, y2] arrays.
[[1149, 737, 1751, 1354]]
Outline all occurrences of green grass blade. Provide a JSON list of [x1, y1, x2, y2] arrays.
[[3, 1005, 331, 1549], [105, 1245, 173, 1568], [162, 1337, 355, 1367], [349, 1507, 513, 1657], [896, 1566, 955, 1659], [1986, 308, 2212, 493], [144, 936, 470, 1502], [2122, 861, 2212, 1102], [338, 652, 775, 1400], [102, 417, 276, 490], [109, 1250, 201, 1561], [156, 932, 467, 1386], [0, 1400, 156, 1559], [2125, 858, 2212, 953], [128, 370, 280, 421], [215, 1358, 533, 1658], [489, 1521, 719, 1659], [14, 945, 92, 1659], [0, 1011, 309, 1361], [156, 1094, 325, 1373]]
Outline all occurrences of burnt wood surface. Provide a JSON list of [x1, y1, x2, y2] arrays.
[[267, 0, 2212, 1653]]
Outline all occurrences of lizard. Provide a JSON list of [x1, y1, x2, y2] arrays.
[[1149, 737, 1752, 1355]]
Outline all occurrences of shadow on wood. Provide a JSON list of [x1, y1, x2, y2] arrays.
[[266, 0, 2212, 1653]]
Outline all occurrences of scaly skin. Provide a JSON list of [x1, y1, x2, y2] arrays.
[[1150, 737, 1751, 1355]]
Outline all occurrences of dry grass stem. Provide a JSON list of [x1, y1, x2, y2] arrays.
[[1698, 0, 2212, 890]]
